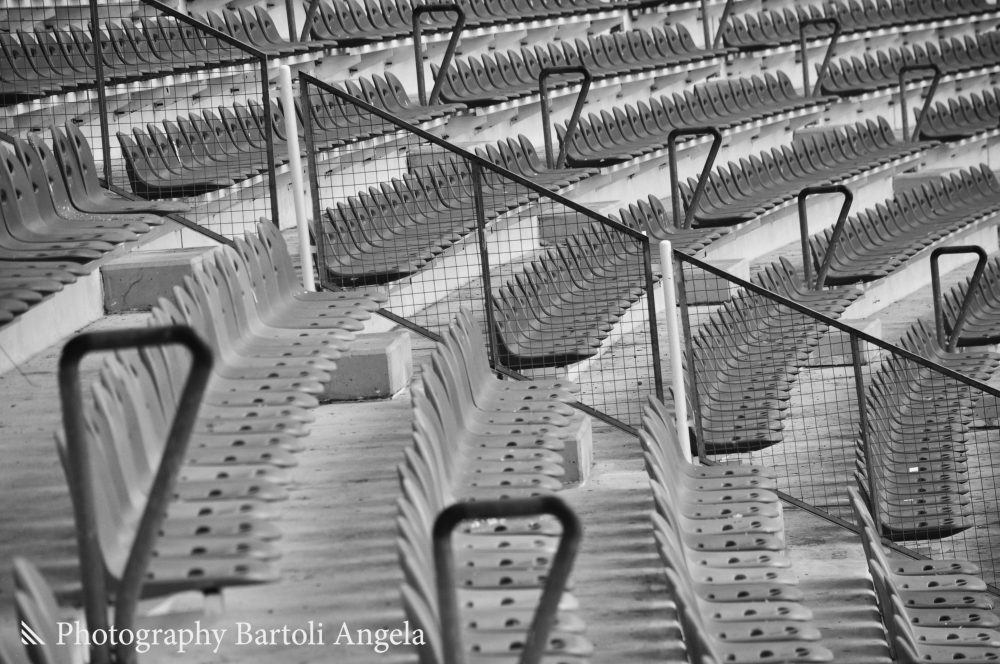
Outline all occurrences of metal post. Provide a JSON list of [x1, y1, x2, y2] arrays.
[[114, 329, 213, 664], [434, 498, 581, 664], [261, 59, 281, 226], [59, 326, 212, 664], [284, 0, 297, 42], [667, 128, 722, 229], [472, 163, 500, 366], [89, 0, 113, 186], [930, 245, 988, 351], [799, 18, 841, 97], [898, 64, 941, 142], [699, 0, 711, 50], [412, 5, 466, 106], [644, 240, 665, 403], [538, 66, 593, 169], [850, 332, 879, 536], [675, 257, 705, 458], [301, 75, 327, 290], [712, 0, 735, 50], [660, 241, 690, 462], [797, 184, 853, 289], [300, 0, 322, 41], [279, 66, 315, 290]]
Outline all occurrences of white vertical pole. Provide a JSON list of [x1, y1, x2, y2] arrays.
[[659, 240, 692, 463], [278, 65, 315, 292]]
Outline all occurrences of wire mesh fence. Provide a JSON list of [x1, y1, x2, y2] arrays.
[[302, 71, 663, 429], [677, 252, 1000, 589], [1, 0, 278, 239]]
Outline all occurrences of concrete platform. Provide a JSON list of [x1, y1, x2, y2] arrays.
[[321, 331, 413, 402], [102, 246, 219, 313], [0, 221, 205, 377]]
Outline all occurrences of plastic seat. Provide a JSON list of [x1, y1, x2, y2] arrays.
[[849, 488, 1000, 662], [687, 258, 861, 455], [810, 165, 1000, 285], [640, 396, 835, 663], [491, 222, 648, 369], [394, 308, 593, 663]]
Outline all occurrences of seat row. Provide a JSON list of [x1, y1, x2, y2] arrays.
[[308, 0, 630, 46], [678, 118, 932, 228], [610, 194, 726, 255], [819, 33, 1000, 96], [689, 258, 862, 455], [118, 73, 459, 200], [808, 165, 1000, 286], [397, 306, 594, 662], [559, 72, 828, 167], [474, 134, 598, 188], [3, 219, 383, 664], [317, 144, 567, 286], [491, 220, 647, 370], [640, 396, 835, 664], [848, 487, 1000, 663], [200, 5, 317, 55], [722, 0, 992, 51], [433, 26, 729, 107], [0, 124, 191, 326], [915, 88, 1000, 140], [0, 16, 258, 105], [855, 321, 999, 541]]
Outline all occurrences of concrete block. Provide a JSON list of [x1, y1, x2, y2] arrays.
[[102, 247, 218, 313], [808, 318, 882, 367], [683, 258, 749, 304], [560, 411, 593, 486], [0, 269, 104, 377], [321, 331, 413, 401]]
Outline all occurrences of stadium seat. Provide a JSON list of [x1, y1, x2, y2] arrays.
[[559, 73, 830, 167], [491, 221, 648, 369], [678, 118, 934, 228], [849, 487, 1000, 662], [856, 320, 999, 541], [641, 396, 835, 663], [819, 34, 1000, 96], [396, 306, 592, 662], [433, 26, 728, 107], [689, 258, 862, 455]]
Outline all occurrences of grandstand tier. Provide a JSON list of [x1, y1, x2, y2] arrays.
[[7, 0, 1000, 663]]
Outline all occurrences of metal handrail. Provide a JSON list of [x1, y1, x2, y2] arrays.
[[898, 64, 942, 142], [413, 4, 466, 106], [710, 0, 735, 50], [59, 326, 213, 664], [300, 0, 323, 42], [799, 17, 841, 97], [539, 65, 593, 169], [666, 127, 723, 230], [433, 497, 582, 664], [797, 184, 853, 289], [930, 245, 989, 352]]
